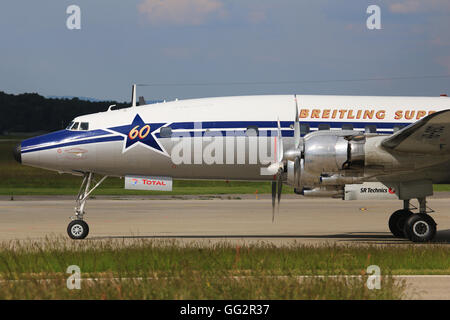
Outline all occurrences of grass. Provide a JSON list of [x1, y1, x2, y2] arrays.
[[0, 238, 424, 299], [0, 274, 403, 300], [1, 238, 448, 276], [432, 185, 450, 192]]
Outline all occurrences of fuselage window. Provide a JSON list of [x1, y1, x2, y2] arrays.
[[318, 124, 330, 131], [71, 122, 79, 130], [160, 126, 172, 138], [365, 125, 377, 133], [342, 123, 353, 130], [246, 126, 259, 136], [300, 123, 310, 135], [80, 122, 89, 131], [393, 125, 405, 133]]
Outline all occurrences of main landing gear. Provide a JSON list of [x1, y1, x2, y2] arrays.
[[388, 198, 437, 242], [67, 172, 108, 240]]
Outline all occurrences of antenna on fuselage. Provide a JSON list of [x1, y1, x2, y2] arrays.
[[131, 84, 137, 107]]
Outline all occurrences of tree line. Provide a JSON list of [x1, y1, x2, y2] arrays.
[[0, 91, 128, 134]]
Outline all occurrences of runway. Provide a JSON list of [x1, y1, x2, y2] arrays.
[[1, 197, 450, 244]]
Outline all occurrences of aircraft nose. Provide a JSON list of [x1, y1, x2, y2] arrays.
[[13, 143, 21, 164]]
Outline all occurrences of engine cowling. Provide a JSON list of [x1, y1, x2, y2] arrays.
[[286, 130, 365, 189], [304, 130, 365, 174]]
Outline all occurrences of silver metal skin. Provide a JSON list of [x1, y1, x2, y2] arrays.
[[299, 158, 320, 187], [284, 149, 302, 161], [303, 131, 353, 174], [302, 187, 344, 198], [287, 158, 300, 188], [320, 175, 364, 185]]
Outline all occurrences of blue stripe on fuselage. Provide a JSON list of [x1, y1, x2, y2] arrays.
[[21, 135, 124, 154], [21, 129, 111, 150]]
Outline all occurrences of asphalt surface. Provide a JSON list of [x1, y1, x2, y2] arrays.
[[1, 197, 450, 243]]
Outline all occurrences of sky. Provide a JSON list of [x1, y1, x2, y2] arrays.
[[1, 0, 450, 102]]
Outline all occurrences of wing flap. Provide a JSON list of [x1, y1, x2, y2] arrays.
[[381, 109, 450, 153]]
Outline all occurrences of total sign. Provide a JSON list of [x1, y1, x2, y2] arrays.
[[125, 175, 173, 191]]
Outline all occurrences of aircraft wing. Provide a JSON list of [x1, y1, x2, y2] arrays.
[[381, 109, 450, 154]]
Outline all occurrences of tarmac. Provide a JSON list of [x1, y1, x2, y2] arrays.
[[0, 196, 449, 243]]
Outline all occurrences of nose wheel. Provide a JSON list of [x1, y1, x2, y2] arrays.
[[67, 220, 89, 239]]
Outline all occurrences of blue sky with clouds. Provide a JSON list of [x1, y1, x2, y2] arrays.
[[1, 0, 450, 101]]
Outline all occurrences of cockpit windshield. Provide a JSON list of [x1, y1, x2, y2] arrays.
[[66, 121, 89, 131]]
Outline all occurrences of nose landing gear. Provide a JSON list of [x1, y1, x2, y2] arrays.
[[67, 172, 108, 240]]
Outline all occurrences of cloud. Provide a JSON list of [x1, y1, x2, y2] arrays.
[[138, 0, 226, 26], [387, 0, 450, 14]]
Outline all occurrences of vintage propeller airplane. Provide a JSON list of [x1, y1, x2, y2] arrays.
[[12, 85, 450, 242]]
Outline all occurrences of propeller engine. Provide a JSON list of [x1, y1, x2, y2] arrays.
[[262, 95, 368, 221]]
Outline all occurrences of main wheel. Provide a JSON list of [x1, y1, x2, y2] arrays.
[[388, 209, 413, 237], [403, 213, 436, 242], [67, 220, 89, 239]]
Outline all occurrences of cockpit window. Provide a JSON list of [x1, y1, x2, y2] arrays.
[[67, 121, 90, 131]]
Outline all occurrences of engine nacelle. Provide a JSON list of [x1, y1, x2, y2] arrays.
[[304, 130, 365, 174], [286, 130, 365, 189]]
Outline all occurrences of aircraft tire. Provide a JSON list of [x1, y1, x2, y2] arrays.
[[403, 213, 436, 243], [67, 220, 89, 240], [388, 209, 413, 238]]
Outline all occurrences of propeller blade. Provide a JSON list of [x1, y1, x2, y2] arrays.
[[271, 181, 276, 222], [277, 171, 282, 209], [294, 95, 300, 149], [276, 118, 283, 163]]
